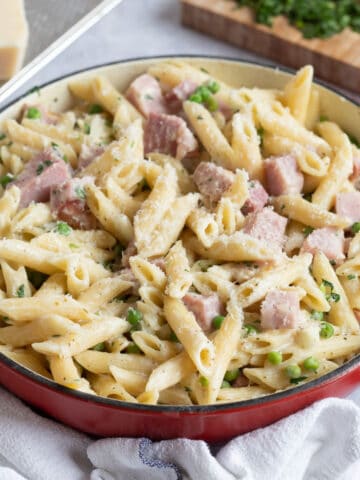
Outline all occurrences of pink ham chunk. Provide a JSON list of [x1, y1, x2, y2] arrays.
[[193, 161, 234, 205], [11, 148, 71, 208], [121, 240, 137, 268], [144, 112, 198, 160], [242, 180, 269, 215], [301, 227, 345, 262], [126, 74, 167, 117], [50, 176, 96, 230], [265, 155, 304, 196], [243, 207, 287, 249], [335, 191, 360, 224], [261, 289, 303, 330], [350, 150, 360, 189], [22, 104, 59, 125], [183, 293, 223, 332], [78, 144, 105, 170], [165, 80, 197, 113]]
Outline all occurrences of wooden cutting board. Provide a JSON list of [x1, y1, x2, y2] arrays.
[[181, 0, 360, 94]]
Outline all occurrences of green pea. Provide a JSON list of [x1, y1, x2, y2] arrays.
[[285, 364, 302, 379], [224, 368, 239, 382], [267, 351, 283, 365], [206, 96, 218, 112], [303, 356, 320, 371], [320, 321, 334, 338], [212, 315, 225, 330], [199, 376, 209, 387], [189, 93, 202, 103], [311, 310, 324, 321], [197, 86, 211, 101], [0, 173, 14, 187], [126, 307, 142, 326], [351, 222, 360, 234], [207, 81, 220, 94], [221, 380, 231, 389], [244, 324, 259, 336], [26, 107, 41, 119]]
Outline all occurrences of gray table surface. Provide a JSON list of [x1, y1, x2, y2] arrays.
[[5, 0, 360, 404]]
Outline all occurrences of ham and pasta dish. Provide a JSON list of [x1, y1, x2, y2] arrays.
[[0, 60, 359, 406]]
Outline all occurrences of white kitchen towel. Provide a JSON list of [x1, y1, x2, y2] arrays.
[[0, 386, 360, 480]]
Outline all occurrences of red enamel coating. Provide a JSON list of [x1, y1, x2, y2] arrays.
[[0, 57, 360, 441], [0, 358, 359, 441]]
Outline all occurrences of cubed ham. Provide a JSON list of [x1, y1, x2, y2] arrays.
[[336, 191, 360, 223], [193, 161, 234, 205], [165, 80, 197, 113], [350, 150, 360, 188], [261, 289, 303, 330], [264, 155, 304, 196], [121, 240, 137, 268], [11, 148, 71, 208], [50, 176, 96, 230], [218, 101, 233, 121], [78, 144, 105, 170], [151, 257, 166, 272], [126, 74, 167, 117], [183, 293, 223, 332], [144, 112, 198, 160], [119, 268, 140, 296], [301, 227, 345, 262], [242, 180, 269, 215], [22, 104, 59, 125], [232, 373, 249, 388], [243, 207, 287, 249]]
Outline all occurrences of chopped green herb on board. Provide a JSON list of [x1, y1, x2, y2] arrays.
[[235, 1, 360, 39]]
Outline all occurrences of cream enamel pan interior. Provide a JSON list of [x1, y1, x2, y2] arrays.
[[0, 57, 360, 439]]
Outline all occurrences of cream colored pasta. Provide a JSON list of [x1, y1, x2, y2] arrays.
[[0, 61, 358, 407]]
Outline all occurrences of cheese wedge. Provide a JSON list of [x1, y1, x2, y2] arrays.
[[0, 0, 29, 81]]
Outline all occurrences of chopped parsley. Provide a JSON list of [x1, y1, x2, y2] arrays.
[[91, 342, 106, 351], [144, 94, 154, 100], [303, 226, 314, 237], [347, 274, 356, 280], [0, 133, 6, 141], [54, 221, 72, 236], [235, 0, 360, 39], [290, 376, 308, 385], [15, 284, 25, 298], [257, 127, 265, 145], [88, 104, 104, 114], [36, 160, 52, 175], [83, 123, 91, 135], [27, 86, 41, 96], [319, 115, 329, 122], [75, 186, 86, 200], [320, 279, 340, 303]]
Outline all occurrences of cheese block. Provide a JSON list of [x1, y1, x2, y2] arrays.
[[0, 0, 29, 81]]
